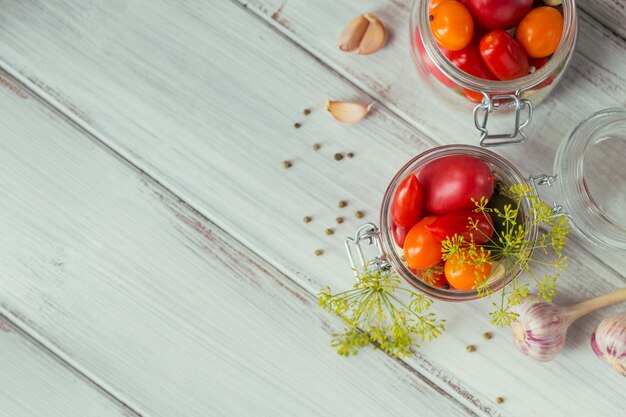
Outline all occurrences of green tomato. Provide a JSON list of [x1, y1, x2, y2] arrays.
[[487, 194, 523, 241]]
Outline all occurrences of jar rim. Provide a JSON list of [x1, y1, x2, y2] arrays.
[[380, 145, 537, 301], [410, 0, 578, 94], [554, 108, 626, 250]]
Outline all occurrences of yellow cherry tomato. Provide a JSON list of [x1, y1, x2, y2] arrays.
[[516, 6, 563, 58], [430, 1, 474, 51]]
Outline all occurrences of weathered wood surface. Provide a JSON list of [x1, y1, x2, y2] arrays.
[[0, 0, 624, 416], [0, 71, 477, 416], [0, 316, 134, 417]]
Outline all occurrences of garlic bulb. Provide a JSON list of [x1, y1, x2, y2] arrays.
[[510, 299, 569, 362], [591, 312, 626, 376], [510, 288, 626, 362]]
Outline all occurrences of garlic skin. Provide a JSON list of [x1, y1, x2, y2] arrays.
[[510, 298, 571, 362], [591, 312, 626, 376]]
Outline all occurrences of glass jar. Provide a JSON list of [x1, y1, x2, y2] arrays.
[[409, 0, 578, 146], [345, 109, 626, 301]]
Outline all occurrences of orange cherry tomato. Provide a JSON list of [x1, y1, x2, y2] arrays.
[[429, 0, 445, 10], [516, 7, 563, 58], [414, 263, 449, 288], [444, 251, 492, 290], [430, 1, 474, 51], [463, 88, 484, 103], [404, 216, 443, 270]]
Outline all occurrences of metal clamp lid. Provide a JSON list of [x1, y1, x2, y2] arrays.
[[474, 92, 533, 147], [528, 174, 569, 219], [344, 223, 390, 279]]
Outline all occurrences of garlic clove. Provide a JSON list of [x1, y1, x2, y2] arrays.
[[337, 14, 369, 52], [357, 14, 387, 55], [338, 13, 386, 55], [325, 100, 373, 124], [591, 312, 626, 377]]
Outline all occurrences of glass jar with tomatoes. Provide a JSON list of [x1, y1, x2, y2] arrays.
[[410, 0, 577, 146], [378, 145, 537, 301], [345, 109, 626, 302]]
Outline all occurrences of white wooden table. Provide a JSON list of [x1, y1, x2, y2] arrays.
[[0, 1, 624, 416]]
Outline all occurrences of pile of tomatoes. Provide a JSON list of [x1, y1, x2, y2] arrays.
[[422, 0, 563, 101], [391, 155, 498, 291]]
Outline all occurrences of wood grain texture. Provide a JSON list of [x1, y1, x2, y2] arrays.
[[0, 1, 624, 417], [0, 72, 476, 417], [0, 317, 134, 417], [578, 0, 626, 40]]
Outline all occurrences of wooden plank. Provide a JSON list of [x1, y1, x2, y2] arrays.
[[0, 316, 134, 417], [0, 1, 624, 416], [578, 0, 626, 40], [0, 72, 476, 417]]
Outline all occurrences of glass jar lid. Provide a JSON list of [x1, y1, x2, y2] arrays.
[[554, 109, 626, 250]]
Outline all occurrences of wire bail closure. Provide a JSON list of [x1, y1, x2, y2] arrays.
[[474, 92, 533, 147], [528, 174, 570, 219], [345, 223, 390, 279]]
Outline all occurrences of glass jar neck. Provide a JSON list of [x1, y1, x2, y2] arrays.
[[412, 0, 578, 93]]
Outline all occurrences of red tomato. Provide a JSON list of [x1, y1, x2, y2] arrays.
[[417, 155, 495, 215], [459, 0, 532, 30], [392, 174, 423, 228], [516, 7, 563, 58], [448, 42, 497, 81], [430, 1, 474, 51], [479, 30, 530, 80], [392, 222, 410, 248], [444, 252, 492, 290], [426, 210, 494, 243], [414, 263, 449, 288], [404, 216, 443, 270], [529, 56, 555, 89], [529, 56, 550, 72], [415, 28, 457, 88], [447, 42, 497, 101]]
